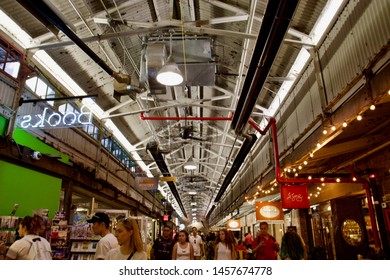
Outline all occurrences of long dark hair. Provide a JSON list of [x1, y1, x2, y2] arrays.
[[280, 232, 305, 260], [20, 215, 45, 235], [216, 229, 235, 251]]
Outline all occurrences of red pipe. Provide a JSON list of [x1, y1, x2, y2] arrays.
[[249, 117, 381, 250], [140, 112, 234, 121]]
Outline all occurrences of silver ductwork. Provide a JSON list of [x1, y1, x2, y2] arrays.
[[145, 37, 215, 94]]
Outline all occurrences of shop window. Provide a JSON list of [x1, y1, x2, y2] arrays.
[[0, 37, 22, 79], [26, 76, 55, 106]]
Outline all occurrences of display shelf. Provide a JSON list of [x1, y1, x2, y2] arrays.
[[49, 212, 69, 260]]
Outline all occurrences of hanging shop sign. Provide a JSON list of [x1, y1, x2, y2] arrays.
[[226, 219, 241, 231], [280, 185, 310, 209], [159, 176, 177, 182], [256, 202, 284, 221], [135, 176, 158, 190], [19, 105, 93, 129]]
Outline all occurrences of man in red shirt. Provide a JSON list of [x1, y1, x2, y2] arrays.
[[252, 222, 279, 260]]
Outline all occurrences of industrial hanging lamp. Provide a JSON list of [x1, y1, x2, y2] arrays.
[[184, 156, 197, 170], [156, 31, 183, 86]]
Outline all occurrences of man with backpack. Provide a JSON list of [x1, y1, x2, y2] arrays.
[[252, 222, 279, 260]]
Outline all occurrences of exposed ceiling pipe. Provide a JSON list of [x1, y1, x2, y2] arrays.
[[248, 117, 381, 250], [230, 0, 281, 131], [146, 142, 187, 217], [17, 0, 128, 84], [213, 133, 257, 203], [140, 112, 234, 121], [232, 0, 300, 134]]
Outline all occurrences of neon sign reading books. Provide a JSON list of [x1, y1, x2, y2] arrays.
[[20, 105, 93, 129]]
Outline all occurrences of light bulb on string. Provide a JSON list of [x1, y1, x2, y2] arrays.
[[357, 115, 362, 121], [370, 104, 376, 110], [331, 126, 336, 131], [323, 129, 328, 135], [342, 121, 347, 127]]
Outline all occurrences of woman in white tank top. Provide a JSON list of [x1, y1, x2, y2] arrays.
[[172, 230, 194, 260], [214, 229, 236, 260]]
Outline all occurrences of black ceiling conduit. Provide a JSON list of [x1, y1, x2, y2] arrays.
[[17, 0, 121, 80], [146, 142, 187, 218], [213, 133, 257, 204], [231, 0, 281, 130], [231, 0, 300, 134], [206, 133, 257, 220]]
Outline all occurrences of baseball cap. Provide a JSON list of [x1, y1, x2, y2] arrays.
[[87, 212, 110, 224]]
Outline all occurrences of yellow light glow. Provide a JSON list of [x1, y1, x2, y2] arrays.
[[342, 122, 347, 127], [370, 104, 376, 110], [304, 161, 308, 165], [357, 115, 362, 121], [323, 129, 328, 135], [336, 178, 341, 182], [331, 126, 336, 131]]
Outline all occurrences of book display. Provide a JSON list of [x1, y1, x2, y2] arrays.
[[0, 216, 19, 246], [50, 212, 69, 260], [69, 223, 99, 260]]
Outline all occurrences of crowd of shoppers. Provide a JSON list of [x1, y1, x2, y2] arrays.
[[1, 212, 307, 260]]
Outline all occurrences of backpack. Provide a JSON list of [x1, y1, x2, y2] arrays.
[[26, 237, 52, 260]]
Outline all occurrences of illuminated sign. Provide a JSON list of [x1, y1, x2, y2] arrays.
[[256, 202, 284, 221], [20, 105, 92, 129]]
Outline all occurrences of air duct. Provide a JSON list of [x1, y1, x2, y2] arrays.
[[231, 0, 299, 134], [213, 134, 257, 203], [17, 0, 136, 95], [146, 141, 187, 217]]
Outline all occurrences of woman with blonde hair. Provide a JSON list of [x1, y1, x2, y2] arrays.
[[107, 218, 147, 260]]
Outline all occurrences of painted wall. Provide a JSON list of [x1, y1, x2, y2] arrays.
[[0, 160, 61, 218]]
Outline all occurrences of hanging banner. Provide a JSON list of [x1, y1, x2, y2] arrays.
[[256, 202, 284, 221], [135, 176, 158, 190], [226, 219, 241, 231], [280, 185, 310, 209]]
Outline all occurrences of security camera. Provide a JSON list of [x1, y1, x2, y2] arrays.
[[31, 151, 42, 160]]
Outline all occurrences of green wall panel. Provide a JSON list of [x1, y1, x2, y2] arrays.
[[0, 160, 61, 218]]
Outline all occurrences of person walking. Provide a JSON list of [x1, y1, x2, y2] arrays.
[[205, 232, 216, 260], [252, 222, 279, 260], [189, 227, 204, 260], [244, 230, 253, 249], [87, 212, 118, 260], [150, 224, 174, 260], [4, 215, 52, 260], [236, 239, 247, 260], [214, 229, 236, 260], [106, 218, 147, 260], [172, 230, 194, 260], [279, 231, 305, 260]]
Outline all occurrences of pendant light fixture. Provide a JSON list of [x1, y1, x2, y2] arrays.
[[183, 156, 197, 170], [156, 31, 183, 86]]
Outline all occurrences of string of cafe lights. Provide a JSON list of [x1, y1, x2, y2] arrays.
[[245, 88, 390, 203]]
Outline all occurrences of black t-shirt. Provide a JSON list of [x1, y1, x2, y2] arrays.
[[152, 237, 174, 260]]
